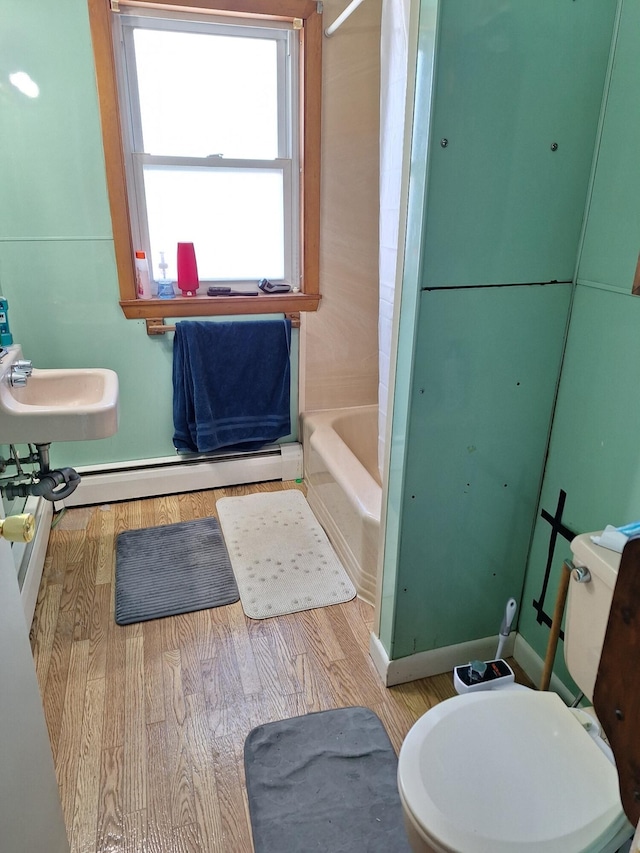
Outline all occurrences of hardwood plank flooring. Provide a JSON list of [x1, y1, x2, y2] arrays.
[[30, 480, 530, 852]]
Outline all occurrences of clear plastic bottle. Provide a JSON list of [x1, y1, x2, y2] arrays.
[[135, 251, 152, 299]]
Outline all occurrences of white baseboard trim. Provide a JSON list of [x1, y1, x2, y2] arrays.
[[18, 496, 53, 629], [512, 634, 575, 704], [62, 443, 304, 507], [369, 631, 515, 687], [369, 630, 577, 702]]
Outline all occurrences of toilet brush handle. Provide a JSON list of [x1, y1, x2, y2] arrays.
[[495, 598, 517, 659], [499, 598, 517, 637]]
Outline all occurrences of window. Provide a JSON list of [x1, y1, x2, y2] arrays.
[[117, 11, 297, 285], [88, 0, 322, 319]]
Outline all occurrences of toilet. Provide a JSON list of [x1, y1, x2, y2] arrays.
[[397, 533, 634, 853]]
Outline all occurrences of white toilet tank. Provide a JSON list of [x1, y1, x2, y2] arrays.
[[566, 533, 622, 701]]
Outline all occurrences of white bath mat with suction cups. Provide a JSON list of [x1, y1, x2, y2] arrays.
[[217, 489, 356, 619]]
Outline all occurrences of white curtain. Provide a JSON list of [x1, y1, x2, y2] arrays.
[[378, 0, 411, 476]]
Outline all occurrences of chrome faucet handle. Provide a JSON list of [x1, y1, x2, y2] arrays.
[[571, 565, 591, 584], [13, 359, 33, 375], [9, 367, 28, 387]]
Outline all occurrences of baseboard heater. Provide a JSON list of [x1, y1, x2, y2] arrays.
[[60, 442, 304, 508]]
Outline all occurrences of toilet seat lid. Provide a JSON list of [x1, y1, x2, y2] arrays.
[[398, 690, 626, 853]]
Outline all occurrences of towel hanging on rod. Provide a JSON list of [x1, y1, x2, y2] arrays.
[[172, 319, 292, 454], [325, 0, 367, 36]]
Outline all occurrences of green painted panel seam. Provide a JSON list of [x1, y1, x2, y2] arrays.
[[0, 237, 114, 244], [574, 0, 623, 283], [422, 281, 572, 292], [575, 278, 633, 296], [418, 0, 446, 287]]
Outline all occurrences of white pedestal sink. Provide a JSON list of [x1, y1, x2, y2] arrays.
[[0, 346, 118, 444]]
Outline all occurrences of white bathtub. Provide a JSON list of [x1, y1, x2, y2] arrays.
[[301, 405, 381, 605]]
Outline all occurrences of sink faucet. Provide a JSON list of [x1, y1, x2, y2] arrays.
[[9, 359, 33, 387]]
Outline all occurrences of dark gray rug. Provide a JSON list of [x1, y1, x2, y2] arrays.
[[244, 706, 412, 853], [115, 516, 239, 625]]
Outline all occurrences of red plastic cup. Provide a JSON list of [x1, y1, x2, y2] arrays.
[[177, 242, 199, 297]]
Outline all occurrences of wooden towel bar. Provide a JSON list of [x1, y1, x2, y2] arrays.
[[145, 313, 301, 335]]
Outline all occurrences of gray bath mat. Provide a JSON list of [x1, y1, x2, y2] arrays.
[[244, 706, 412, 853], [217, 490, 356, 619], [115, 517, 239, 625]]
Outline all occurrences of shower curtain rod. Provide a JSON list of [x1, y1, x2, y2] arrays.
[[324, 0, 367, 36]]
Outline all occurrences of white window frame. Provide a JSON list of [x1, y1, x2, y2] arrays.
[[112, 7, 300, 288]]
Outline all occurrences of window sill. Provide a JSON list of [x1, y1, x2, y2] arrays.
[[120, 291, 320, 319]]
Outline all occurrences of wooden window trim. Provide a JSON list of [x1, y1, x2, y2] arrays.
[[87, 0, 321, 319]]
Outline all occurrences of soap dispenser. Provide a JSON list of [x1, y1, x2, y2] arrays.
[[156, 251, 175, 299]]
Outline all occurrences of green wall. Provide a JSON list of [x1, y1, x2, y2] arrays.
[[389, 284, 570, 657], [381, 0, 617, 658], [519, 0, 640, 690], [0, 0, 297, 472]]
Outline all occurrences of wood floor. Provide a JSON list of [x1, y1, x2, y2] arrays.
[[29, 480, 517, 852]]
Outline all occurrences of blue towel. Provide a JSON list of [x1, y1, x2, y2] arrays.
[[172, 319, 291, 453]]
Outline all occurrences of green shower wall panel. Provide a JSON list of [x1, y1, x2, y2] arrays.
[[379, 0, 439, 652], [0, 1, 297, 468], [578, 0, 640, 292], [389, 284, 571, 659], [519, 284, 640, 689], [422, 0, 616, 288]]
